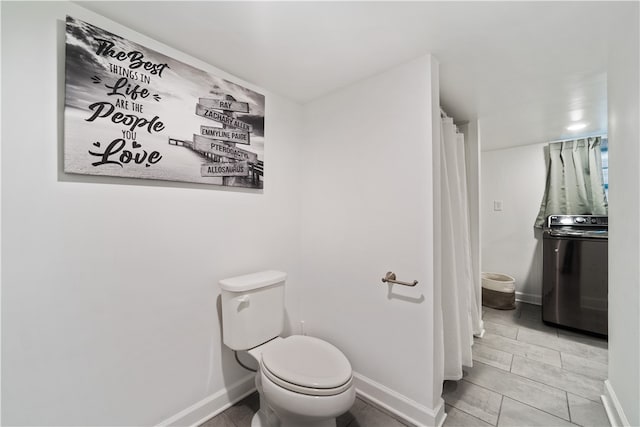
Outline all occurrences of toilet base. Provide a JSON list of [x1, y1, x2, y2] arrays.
[[251, 387, 279, 427], [251, 411, 268, 427], [253, 373, 345, 427]]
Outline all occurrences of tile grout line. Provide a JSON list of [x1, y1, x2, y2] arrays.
[[461, 375, 572, 422], [505, 396, 572, 424], [471, 343, 514, 372], [508, 358, 603, 403], [475, 338, 563, 369], [565, 390, 574, 425], [515, 329, 608, 358], [465, 361, 582, 422], [496, 394, 504, 427], [517, 339, 608, 360], [478, 329, 607, 376], [445, 401, 498, 427], [558, 355, 609, 382], [503, 395, 578, 426], [509, 355, 605, 403], [448, 378, 504, 423], [459, 377, 505, 400]]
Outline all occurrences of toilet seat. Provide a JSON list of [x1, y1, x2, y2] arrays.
[[260, 335, 353, 396]]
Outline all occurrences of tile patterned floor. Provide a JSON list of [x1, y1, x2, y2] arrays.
[[443, 303, 610, 427], [201, 303, 609, 427]]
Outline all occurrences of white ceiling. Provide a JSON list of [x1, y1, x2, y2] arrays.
[[77, 1, 633, 150]]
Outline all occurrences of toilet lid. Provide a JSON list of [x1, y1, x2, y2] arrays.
[[261, 335, 352, 390]]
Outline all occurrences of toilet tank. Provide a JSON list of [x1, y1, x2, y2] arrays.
[[219, 270, 287, 350]]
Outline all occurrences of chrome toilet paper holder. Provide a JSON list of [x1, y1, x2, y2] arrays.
[[381, 271, 418, 287]]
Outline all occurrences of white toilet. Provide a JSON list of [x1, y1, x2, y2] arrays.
[[220, 270, 356, 427]]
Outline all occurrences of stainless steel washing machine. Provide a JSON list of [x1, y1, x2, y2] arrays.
[[542, 215, 608, 336]]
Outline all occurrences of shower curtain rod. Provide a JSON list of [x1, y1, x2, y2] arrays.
[[547, 134, 607, 145], [483, 133, 607, 153]]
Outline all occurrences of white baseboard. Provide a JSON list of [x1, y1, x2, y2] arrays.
[[602, 379, 631, 427], [156, 374, 256, 427], [353, 372, 445, 427], [515, 291, 541, 305]]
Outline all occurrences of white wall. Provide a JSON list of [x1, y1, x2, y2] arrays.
[[481, 142, 547, 303], [606, 3, 640, 425], [1, 2, 303, 425], [297, 55, 445, 425]]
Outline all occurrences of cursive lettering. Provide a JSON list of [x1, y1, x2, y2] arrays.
[[105, 77, 150, 101], [85, 101, 165, 134], [94, 38, 169, 77], [89, 138, 163, 168]]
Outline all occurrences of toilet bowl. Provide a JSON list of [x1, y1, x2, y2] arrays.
[[219, 271, 356, 427], [249, 336, 355, 427]]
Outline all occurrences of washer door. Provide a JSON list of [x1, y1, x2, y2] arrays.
[[542, 236, 608, 335]]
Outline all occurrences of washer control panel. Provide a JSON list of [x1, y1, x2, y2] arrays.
[[547, 215, 608, 227]]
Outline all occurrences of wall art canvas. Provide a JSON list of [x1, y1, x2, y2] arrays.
[[64, 16, 265, 189]]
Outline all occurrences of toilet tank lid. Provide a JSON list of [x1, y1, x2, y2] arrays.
[[219, 270, 287, 292]]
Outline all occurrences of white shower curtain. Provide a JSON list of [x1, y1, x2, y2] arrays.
[[440, 116, 482, 380]]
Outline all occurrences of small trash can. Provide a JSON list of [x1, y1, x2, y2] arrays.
[[482, 272, 516, 310]]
